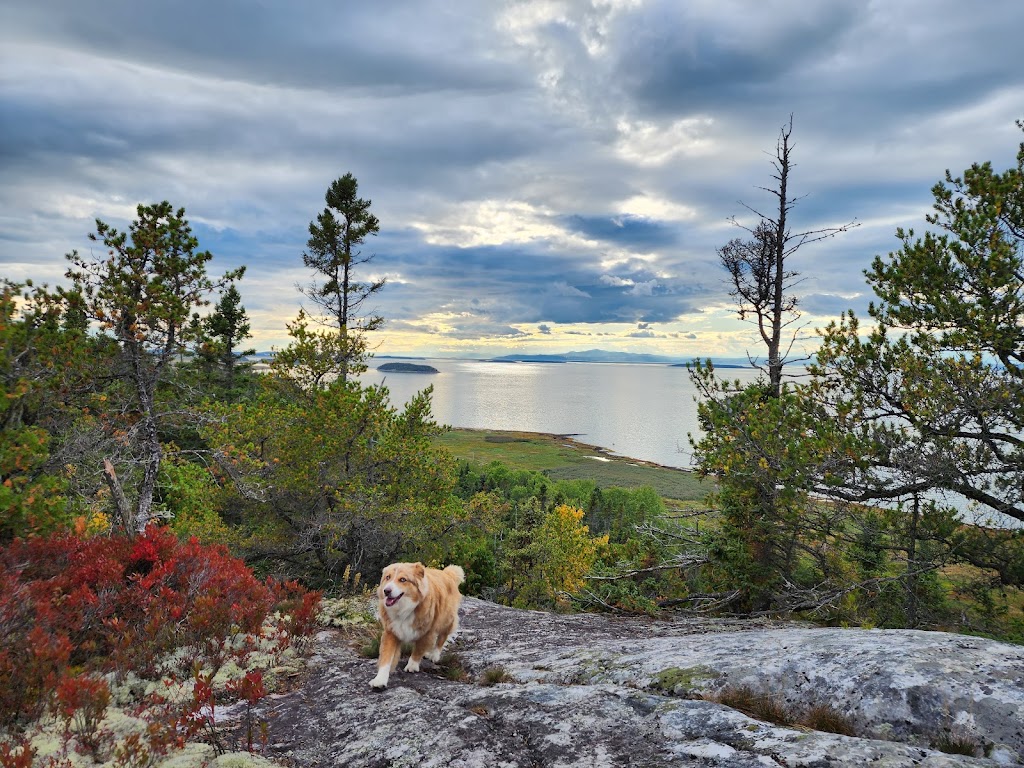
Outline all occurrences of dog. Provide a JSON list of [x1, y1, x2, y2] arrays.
[[369, 561, 465, 689]]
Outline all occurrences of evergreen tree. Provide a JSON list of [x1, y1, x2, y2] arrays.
[[0, 282, 78, 540], [203, 284, 255, 400], [299, 173, 385, 382], [817, 120, 1024, 528], [65, 202, 242, 533]]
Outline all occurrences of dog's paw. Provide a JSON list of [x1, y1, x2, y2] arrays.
[[404, 659, 421, 673], [369, 673, 389, 689], [425, 649, 442, 663]]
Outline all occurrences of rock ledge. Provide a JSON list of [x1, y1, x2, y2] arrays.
[[263, 597, 1024, 767]]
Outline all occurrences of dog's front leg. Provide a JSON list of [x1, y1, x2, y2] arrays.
[[370, 630, 401, 689]]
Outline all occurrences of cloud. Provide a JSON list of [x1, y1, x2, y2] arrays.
[[600, 275, 634, 287], [436, 319, 529, 341], [800, 292, 870, 318], [561, 213, 679, 248], [551, 281, 592, 299], [614, 116, 717, 166], [1, 0, 1022, 358], [626, 280, 659, 297]]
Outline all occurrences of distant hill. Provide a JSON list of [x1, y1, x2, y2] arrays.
[[486, 349, 755, 367], [248, 349, 758, 369]]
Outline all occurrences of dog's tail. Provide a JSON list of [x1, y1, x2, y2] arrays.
[[444, 564, 466, 585]]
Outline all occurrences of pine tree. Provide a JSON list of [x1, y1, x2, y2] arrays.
[[65, 202, 242, 533], [299, 174, 385, 382], [204, 284, 255, 400]]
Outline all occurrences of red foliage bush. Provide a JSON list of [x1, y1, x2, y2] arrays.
[[0, 525, 321, 729], [55, 674, 111, 755], [0, 739, 35, 768]]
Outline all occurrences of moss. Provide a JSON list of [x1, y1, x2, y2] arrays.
[[650, 665, 722, 697], [109, 671, 149, 707], [98, 708, 150, 739]]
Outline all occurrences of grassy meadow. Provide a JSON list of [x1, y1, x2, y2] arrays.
[[434, 428, 711, 506]]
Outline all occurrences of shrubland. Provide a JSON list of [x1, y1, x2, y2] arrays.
[[0, 525, 320, 766]]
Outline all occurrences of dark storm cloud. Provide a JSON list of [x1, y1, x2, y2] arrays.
[[560, 214, 679, 248], [609, 0, 1022, 141], [379, 238, 703, 327], [612, 1, 861, 116], [3, 1, 521, 94]]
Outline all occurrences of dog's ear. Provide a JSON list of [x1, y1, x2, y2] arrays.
[[413, 562, 426, 581]]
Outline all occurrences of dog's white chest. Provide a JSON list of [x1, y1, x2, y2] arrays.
[[386, 606, 420, 643]]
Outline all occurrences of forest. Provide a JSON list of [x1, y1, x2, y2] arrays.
[[1, 127, 1023, 759]]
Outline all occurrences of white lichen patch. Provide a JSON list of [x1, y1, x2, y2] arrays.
[[211, 751, 283, 768], [317, 595, 376, 627]]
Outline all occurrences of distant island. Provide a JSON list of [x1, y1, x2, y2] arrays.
[[669, 362, 750, 369], [377, 362, 439, 373]]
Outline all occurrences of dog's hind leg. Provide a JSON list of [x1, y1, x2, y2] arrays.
[[405, 634, 435, 672], [370, 630, 401, 689], [427, 617, 458, 663]]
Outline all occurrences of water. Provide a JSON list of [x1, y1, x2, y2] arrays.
[[359, 359, 764, 469], [357, 358, 1023, 528]]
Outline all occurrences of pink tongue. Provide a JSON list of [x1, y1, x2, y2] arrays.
[[386, 595, 401, 607]]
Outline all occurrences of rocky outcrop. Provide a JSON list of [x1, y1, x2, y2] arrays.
[[262, 597, 1024, 767]]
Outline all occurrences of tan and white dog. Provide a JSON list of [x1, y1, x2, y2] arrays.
[[369, 561, 465, 689]]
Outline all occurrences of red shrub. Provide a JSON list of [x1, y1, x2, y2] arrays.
[[0, 566, 73, 727], [271, 579, 323, 642], [56, 674, 111, 756], [0, 525, 320, 729], [0, 739, 35, 768]]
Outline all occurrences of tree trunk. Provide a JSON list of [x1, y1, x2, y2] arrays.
[[102, 458, 132, 533], [768, 122, 791, 399], [130, 342, 161, 535], [136, 412, 162, 535], [905, 493, 920, 628]]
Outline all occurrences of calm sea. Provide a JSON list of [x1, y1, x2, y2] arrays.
[[358, 358, 1022, 527], [358, 359, 763, 469]]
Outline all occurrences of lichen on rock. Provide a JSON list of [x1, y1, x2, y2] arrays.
[[651, 665, 722, 697]]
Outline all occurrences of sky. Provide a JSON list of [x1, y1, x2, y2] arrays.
[[2, 1, 1022, 360]]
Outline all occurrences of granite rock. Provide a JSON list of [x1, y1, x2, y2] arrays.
[[261, 597, 1024, 767]]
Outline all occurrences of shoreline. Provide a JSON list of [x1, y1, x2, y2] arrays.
[[449, 427, 697, 474]]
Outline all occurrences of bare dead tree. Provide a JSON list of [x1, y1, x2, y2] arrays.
[[722, 116, 858, 397]]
